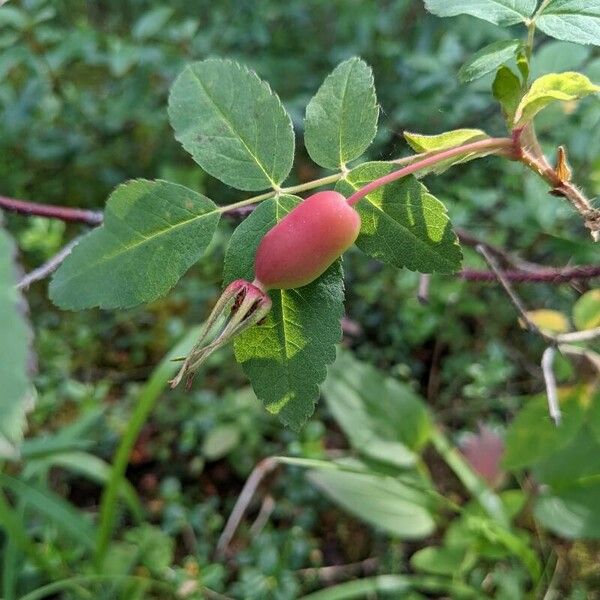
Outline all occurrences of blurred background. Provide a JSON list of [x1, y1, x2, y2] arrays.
[[1, 0, 600, 598]]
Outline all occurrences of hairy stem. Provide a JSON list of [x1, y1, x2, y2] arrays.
[[346, 137, 514, 206]]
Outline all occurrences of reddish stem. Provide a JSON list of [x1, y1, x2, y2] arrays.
[[459, 265, 600, 282], [0, 195, 103, 225], [346, 137, 514, 206]]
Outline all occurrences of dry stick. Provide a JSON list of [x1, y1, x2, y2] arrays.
[[215, 456, 278, 558], [417, 274, 431, 304], [541, 347, 561, 426], [248, 494, 275, 537], [17, 236, 82, 290], [459, 264, 600, 283], [297, 557, 379, 584]]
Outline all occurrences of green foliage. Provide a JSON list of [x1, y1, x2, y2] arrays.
[[168, 58, 295, 191], [573, 289, 600, 330], [0, 223, 31, 448], [224, 196, 344, 429], [424, 0, 537, 26], [50, 180, 219, 310], [337, 164, 462, 273], [493, 66, 522, 123], [536, 0, 600, 46], [514, 71, 600, 126], [323, 350, 431, 468], [307, 468, 436, 539], [304, 57, 378, 170], [458, 39, 522, 83], [403, 128, 491, 173]]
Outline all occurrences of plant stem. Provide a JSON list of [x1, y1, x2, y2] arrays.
[[429, 427, 509, 527], [94, 327, 201, 569], [346, 137, 514, 206]]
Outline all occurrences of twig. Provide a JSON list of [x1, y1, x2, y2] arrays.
[[297, 557, 379, 584], [460, 265, 600, 283], [417, 274, 430, 304], [216, 457, 278, 558], [0, 195, 103, 225], [475, 244, 552, 341], [556, 327, 600, 343], [17, 236, 82, 290], [248, 494, 275, 537], [541, 347, 561, 425]]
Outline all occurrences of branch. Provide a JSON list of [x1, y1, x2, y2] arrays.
[[459, 264, 600, 283], [17, 236, 82, 290], [0, 195, 103, 225], [541, 347, 561, 425]]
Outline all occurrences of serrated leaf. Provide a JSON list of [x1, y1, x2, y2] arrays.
[[424, 0, 536, 26], [307, 469, 435, 539], [514, 71, 600, 126], [493, 66, 523, 124], [403, 128, 490, 173], [0, 222, 33, 448], [336, 163, 462, 273], [536, 0, 600, 47], [50, 179, 220, 310], [304, 57, 379, 170], [323, 350, 431, 468], [168, 59, 294, 191], [458, 39, 522, 83], [573, 289, 600, 330], [223, 195, 344, 429]]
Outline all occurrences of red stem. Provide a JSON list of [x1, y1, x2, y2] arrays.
[[0, 195, 103, 225], [346, 137, 514, 206], [459, 265, 600, 282]]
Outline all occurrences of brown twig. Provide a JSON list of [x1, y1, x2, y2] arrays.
[[0, 195, 103, 225], [215, 457, 278, 558], [459, 264, 600, 283]]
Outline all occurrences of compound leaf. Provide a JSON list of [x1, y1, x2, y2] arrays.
[[168, 58, 295, 191], [304, 57, 379, 170], [223, 195, 344, 430], [337, 163, 462, 273], [50, 179, 220, 310]]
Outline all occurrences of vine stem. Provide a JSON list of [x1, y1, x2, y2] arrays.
[[345, 137, 514, 206], [0, 195, 103, 225]]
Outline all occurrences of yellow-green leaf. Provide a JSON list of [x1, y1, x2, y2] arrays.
[[514, 72, 600, 126], [573, 290, 600, 330], [522, 309, 570, 334]]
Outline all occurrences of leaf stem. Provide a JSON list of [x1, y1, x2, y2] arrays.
[[346, 137, 514, 206]]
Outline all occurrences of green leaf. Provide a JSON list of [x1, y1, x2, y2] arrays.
[[514, 71, 600, 126], [223, 195, 344, 429], [50, 180, 220, 310], [307, 469, 435, 539], [424, 0, 536, 26], [458, 39, 522, 83], [336, 163, 462, 273], [534, 484, 600, 539], [502, 391, 586, 471], [493, 66, 523, 124], [0, 473, 96, 548], [298, 576, 412, 600], [411, 547, 471, 576], [132, 7, 174, 39], [536, 1, 600, 47], [202, 424, 241, 460], [323, 350, 431, 468], [304, 57, 379, 170], [573, 289, 600, 330], [0, 222, 32, 448], [403, 129, 491, 173], [168, 58, 294, 191]]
